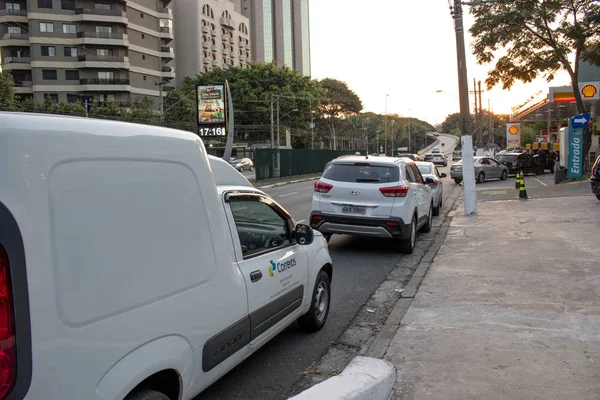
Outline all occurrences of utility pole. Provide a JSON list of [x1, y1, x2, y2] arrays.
[[384, 94, 389, 155], [270, 94, 274, 149], [310, 98, 315, 149], [391, 119, 395, 157], [276, 96, 280, 148], [155, 80, 166, 125], [452, 0, 477, 214], [478, 80, 483, 147], [408, 119, 412, 153], [472, 78, 479, 148]]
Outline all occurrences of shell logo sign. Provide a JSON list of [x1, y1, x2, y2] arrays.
[[581, 84, 597, 99], [508, 125, 520, 135], [507, 123, 521, 148]]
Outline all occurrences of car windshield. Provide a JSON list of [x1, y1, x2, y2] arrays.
[[322, 163, 400, 183], [416, 164, 432, 174], [229, 159, 241, 164], [499, 155, 518, 163]]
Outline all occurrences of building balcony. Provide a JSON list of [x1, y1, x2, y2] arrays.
[[76, 31, 129, 46], [159, 26, 173, 41], [230, 52, 235, 58], [0, 8, 28, 23], [212, 60, 220, 67], [239, 54, 246, 62], [202, 26, 209, 34], [157, 7, 173, 19], [222, 34, 230, 42], [75, 8, 127, 24], [1, 33, 29, 46], [1, 56, 31, 69], [222, 48, 229, 55], [202, 41, 210, 49], [78, 54, 127, 62], [211, 45, 218, 51], [160, 46, 174, 59], [203, 57, 211, 65], [77, 54, 130, 69], [246, 44, 250, 50], [220, 17, 234, 29], [14, 80, 33, 94], [238, 42, 245, 48], [79, 78, 131, 91], [211, 30, 218, 37]]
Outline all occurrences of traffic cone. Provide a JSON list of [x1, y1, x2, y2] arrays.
[[515, 171, 521, 189], [519, 173, 528, 199]]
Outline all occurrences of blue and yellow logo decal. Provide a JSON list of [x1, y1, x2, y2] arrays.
[[269, 261, 277, 277], [268, 258, 296, 277]]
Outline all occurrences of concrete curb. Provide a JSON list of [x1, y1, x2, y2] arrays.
[[257, 176, 320, 189], [288, 356, 396, 400]]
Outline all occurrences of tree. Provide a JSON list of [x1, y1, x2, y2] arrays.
[[0, 71, 17, 111], [315, 78, 362, 150], [470, 0, 600, 156]]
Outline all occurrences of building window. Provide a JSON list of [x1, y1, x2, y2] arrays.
[[6, 3, 20, 10], [67, 94, 80, 103], [65, 70, 79, 80], [202, 4, 214, 19], [94, 3, 110, 10], [61, 0, 76, 10], [96, 26, 112, 34], [141, 33, 145, 39], [39, 22, 54, 33], [98, 94, 115, 102], [7, 26, 21, 34], [222, 10, 231, 19], [140, 12, 144, 18], [64, 47, 77, 57], [98, 71, 114, 79], [142, 54, 146, 60], [62, 24, 76, 34], [42, 70, 57, 80], [38, 0, 53, 9], [97, 49, 113, 56], [44, 93, 59, 102], [41, 46, 56, 56], [143, 75, 147, 81]]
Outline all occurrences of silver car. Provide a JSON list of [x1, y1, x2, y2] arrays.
[[450, 156, 509, 184], [415, 161, 446, 216]]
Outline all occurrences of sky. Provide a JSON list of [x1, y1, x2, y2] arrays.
[[309, 0, 571, 126]]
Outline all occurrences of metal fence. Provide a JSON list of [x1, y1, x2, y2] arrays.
[[255, 149, 364, 180]]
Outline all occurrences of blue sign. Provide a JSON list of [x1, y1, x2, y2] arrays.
[[570, 112, 590, 128], [567, 118, 584, 179]]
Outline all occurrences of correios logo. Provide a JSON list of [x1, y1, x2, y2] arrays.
[[508, 126, 520, 135], [268, 259, 297, 277]]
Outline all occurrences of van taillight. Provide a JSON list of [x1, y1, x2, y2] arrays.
[[0, 246, 15, 399], [314, 181, 333, 193], [379, 185, 409, 197]]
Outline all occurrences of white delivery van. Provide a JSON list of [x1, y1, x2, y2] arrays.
[[0, 112, 333, 400]]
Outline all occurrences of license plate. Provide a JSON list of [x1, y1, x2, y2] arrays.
[[342, 206, 366, 215]]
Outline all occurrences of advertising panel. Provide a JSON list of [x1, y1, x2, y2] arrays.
[[567, 116, 584, 179], [196, 84, 227, 137], [506, 123, 521, 149]]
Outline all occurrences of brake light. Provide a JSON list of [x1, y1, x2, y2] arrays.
[[314, 181, 333, 193], [0, 246, 15, 399], [353, 162, 371, 166], [513, 161, 518, 166], [386, 221, 399, 227], [450, 166, 454, 171], [379, 185, 409, 197]]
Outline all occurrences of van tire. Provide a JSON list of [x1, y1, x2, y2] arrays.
[[298, 270, 331, 332], [125, 389, 170, 400]]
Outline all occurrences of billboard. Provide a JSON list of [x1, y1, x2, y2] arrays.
[[196, 84, 227, 137], [506, 123, 521, 148]]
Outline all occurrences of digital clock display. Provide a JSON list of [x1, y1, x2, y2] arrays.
[[198, 126, 226, 137]]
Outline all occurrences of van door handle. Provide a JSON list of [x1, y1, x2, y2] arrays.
[[250, 270, 262, 283]]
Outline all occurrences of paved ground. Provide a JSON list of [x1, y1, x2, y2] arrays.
[[387, 193, 600, 399]]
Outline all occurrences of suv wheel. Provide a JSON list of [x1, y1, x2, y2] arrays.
[[596, 194, 600, 201], [397, 215, 416, 254], [421, 204, 433, 233]]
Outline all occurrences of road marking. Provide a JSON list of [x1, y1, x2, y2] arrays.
[[278, 191, 298, 198], [297, 219, 306, 224], [533, 177, 549, 187], [482, 190, 507, 195]]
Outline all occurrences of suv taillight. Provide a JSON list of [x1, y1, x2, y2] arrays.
[[314, 181, 333, 193], [379, 185, 409, 197], [0, 246, 15, 398]]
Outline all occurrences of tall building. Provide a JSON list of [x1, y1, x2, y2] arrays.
[[173, 0, 251, 86], [241, 0, 310, 76], [0, 0, 175, 105]]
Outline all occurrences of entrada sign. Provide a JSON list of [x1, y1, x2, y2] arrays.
[[567, 115, 584, 179]]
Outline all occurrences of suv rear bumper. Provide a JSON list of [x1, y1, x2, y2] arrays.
[[310, 212, 411, 239]]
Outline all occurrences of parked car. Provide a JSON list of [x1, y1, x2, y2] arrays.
[[431, 153, 448, 167], [453, 150, 462, 161], [423, 153, 434, 161], [497, 152, 544, 175], [450, 156, 509, 184], [432, 147, 441, 153], [433, 133, 440, 136], [396, 153, 423, 161], [591, 155, 600, 201], [416, 161, 447, 216], [310, 156, 434, 254], [0, 112, 333, 400], [229, 157, 254, 171]]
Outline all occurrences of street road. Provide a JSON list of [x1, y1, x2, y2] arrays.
[[199, 151, 459, 400]]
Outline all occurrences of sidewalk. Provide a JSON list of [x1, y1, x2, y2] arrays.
[[385, 195, 600, 399]]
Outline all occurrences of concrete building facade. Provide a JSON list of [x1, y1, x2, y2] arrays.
[[0, 0, 175, 105], [241, 0, 310, 76], [174, 0, 251, 85]]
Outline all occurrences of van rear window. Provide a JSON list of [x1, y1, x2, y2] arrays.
[[322, 164, 399, 183]]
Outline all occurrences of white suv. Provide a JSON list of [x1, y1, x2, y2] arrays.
[[310, 156, 434, 253]]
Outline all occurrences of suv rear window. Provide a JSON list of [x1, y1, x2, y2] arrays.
[[499, 155, 518, 163], [322, 163, 399, 183]]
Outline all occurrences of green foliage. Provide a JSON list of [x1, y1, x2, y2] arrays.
[[0, 71, 17, 111], [520, 126, 538, 146]]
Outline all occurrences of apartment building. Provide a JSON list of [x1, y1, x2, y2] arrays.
[[174, 0, 251, 86], [0, 0, 175, 105], [241, 0, 310, 76]]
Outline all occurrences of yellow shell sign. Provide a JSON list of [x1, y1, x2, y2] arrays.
[[508, 125, 520, 135], [581, 84, 597, 98]]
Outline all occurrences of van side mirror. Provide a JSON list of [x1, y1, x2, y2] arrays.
[[440, 173, 447, 178], [295, 224, 314, 245], [425, 177, 435, 185]]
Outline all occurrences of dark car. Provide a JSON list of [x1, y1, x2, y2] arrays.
[[397, 153, 423, 161], [497, 153, 543, 175], [423, 153, 433, 161], [592, 156, 600, 201]]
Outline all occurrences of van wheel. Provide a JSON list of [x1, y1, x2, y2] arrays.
[[298, 270, 331, 332], [397, 215, 416, 254], [125, 389, 170, 400], [420, 204, 433, 233]]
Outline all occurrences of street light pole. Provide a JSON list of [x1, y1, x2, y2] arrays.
[[452, 0, 477, 215]]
